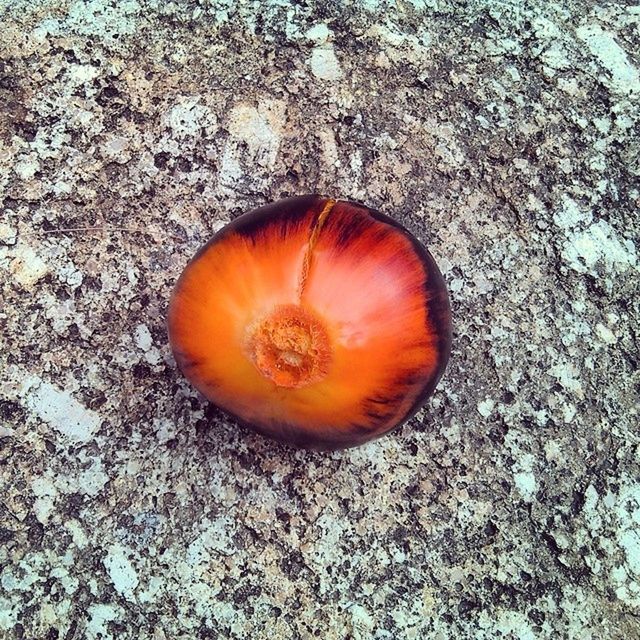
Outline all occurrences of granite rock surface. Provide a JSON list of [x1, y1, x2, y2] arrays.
[[1, 1, 639, 638]]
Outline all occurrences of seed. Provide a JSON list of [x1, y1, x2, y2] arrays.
[[168, 195, 451, 449]]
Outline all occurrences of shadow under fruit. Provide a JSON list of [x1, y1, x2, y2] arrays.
[[168, 195, 452, 450]]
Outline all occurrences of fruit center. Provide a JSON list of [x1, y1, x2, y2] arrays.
[[244, 304, 331, 389]]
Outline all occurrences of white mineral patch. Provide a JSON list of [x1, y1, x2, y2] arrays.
[[165, 96, 217, 138], [75, 459, 110, 497], [595, 323, 617, 344], [495, 609, 537, 640], [227, 101, 284, 167], [86, 603, 121, 640], [65, 519, 88, 549], [69, 63, 100, 84], [134, 323, 153, 351], [305, 23, 331, 44], [0, 597, 16, 631], [8, 244, 49, 288], [540, 42, 570, 72], [22, 377, 101, 442], [615, 480, 640, 577], [13, 155, 40, 180], [154, 417, 176, 444], [0, 425, 15, 438], [31, 476, 59, 525], [55, 260, 84, 288], [101, 134, 130, 162], [618, 529, 640, 576], [513, 454, 537, 502], [593, 116, 611, 134], [0, 222, 17, 245], [137, 575, 164, 605], [547, 363, 583, 396], [218, 143, 243, 194], [576, 24, 640, 95], [46, 558, 73, 590], [103, 544, 139, 600], [514, 471, 537, 502], [317, 128, 339, 167], [553, 196, 592, 229], [366, 23, 409, 47], [309, 47, 343, 81], [350, 603, 374, 639], [305, 512, 346, 576], [186, 516, 234, 565], [4, 556, 42, 592], [477, 398, 495, 418], [35, 0, 140, 40], [365, 22, 431, 63], [562, 220, 637, 275], [134, 324, 161, 365], [582, 484, 603, 533], [562, 403, 577, 423], [544, 440, 562, 463]]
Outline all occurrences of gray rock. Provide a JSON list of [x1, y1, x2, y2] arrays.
[[1, 1, 638, 638]]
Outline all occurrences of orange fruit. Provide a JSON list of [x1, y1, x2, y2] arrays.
[[168, 195, 451, 449]]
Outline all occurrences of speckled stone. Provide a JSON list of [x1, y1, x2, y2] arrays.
[[1, 1, 639, 639]]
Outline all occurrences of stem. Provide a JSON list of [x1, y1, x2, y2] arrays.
[[297, 198, 336, 300]]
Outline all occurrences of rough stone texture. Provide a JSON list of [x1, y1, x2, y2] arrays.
[[1, 1, 639, 639]]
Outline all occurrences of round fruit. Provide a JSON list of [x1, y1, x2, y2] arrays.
[[168, 195, 451, 449]]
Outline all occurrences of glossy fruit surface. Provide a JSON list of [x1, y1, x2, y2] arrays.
[[168, 195, 451, 449]]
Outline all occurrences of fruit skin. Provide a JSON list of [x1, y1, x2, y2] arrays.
[[168, 195, 451, 450]]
